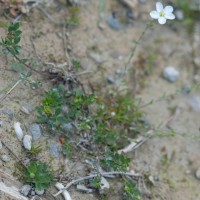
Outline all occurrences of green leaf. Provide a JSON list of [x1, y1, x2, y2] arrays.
[[15, 30, 22, 36], [14, 37, 21, 44]]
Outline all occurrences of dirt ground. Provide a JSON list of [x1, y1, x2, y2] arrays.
[[0, 0, 200, 199]]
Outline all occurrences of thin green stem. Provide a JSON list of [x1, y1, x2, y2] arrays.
[[124, 21, 154, 74]]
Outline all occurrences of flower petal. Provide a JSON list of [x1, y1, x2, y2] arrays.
[[156, 2, 163, 12], [158, 17, 166, 24], [150, 11, 159, 19], [164, 6, 173, 14], [165, 13, 175, 20]]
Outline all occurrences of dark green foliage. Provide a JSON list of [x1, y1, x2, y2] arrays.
[[0, 22, 22, 55], [124, 179, 141, 200], [62, 141, 74, 159], [100, 152, 130, 172], [36, 86, 96, 131], [23, 161, 54, 190]]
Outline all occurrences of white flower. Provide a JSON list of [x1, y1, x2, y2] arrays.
[[150, 2, 175, 24]]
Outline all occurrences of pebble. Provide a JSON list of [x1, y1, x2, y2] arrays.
[[21, 103, 34, 114], [14, 122, 24, 141], [100, 177, 110, 190], [1, 154, 9, 162], [181, 86, 191, 94], [98, 22, 106, 30], [138, 0, 146, 4], [29, 123, 42, 141], [88, 51, 105, 64], [23, 135, 32, 150], [49, 142, 60, 158], [163, 66, 180, 82], [77, 185, 93, 193], [20, 185, 32, 196], [188, 96, 200, 112], [175, 9, 184, 21], [2, 108, 14, 120], [35, 189, 45, 195], [107, 13, 121, 30], [195, 168, 200, 180], [0, 120, 3, 127], [0, 140, 2, 150], [107, 76, 115, 84]]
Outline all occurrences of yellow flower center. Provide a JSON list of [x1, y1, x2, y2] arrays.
[[159, 11, 165, 17]]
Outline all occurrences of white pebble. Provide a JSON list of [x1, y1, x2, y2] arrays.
[[163, 66, 180, 82], [1, 154, 9, 162], [23, 135, 32, 150], [14, 122, 24, 141]]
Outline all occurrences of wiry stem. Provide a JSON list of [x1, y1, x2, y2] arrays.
[[123, 21, 154, 74]]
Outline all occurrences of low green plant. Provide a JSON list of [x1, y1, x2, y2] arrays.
[[36, 86, 96, 131], [62, 141, 74, 159], [124, 179, 141, 200], [28, 145, 43, 157], [66, 6, 80, 25], [23, 161, 54, 190], [175, 0, 200, 32], [100, 152, 130, 172], [0, 22, 22, 56], [90, 176, 102, 189]]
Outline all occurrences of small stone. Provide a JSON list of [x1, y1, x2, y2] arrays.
[[2, 108, 14, 120], [163, 66, 180, 82], [0, 120, 3, 127], [1, 154, 9, 162], [181, 86, 191, 94], [100, 177, 110, 190], [88, 51, 105, 64], [107, 13, 121, 30], [23, 135, 32, 150], [196, 168, 200, 180], [20, 185, 32, 196], [138, 0, 146, 4], [98, 22, 106, 30], [31, 191, 35, 196], [29, 123, 42, 141], [107, 76, 115, 84], [188, 96, 200, 112], [49, 142, 60, 158], [14, 122, 24, 141], [35, 189, 45, 195], [21, 103, 34, 114], [175, 9, 184, 21], [77, 185, 93, 193], [0, 140, 2, 150], [115, 69, 123, 75]]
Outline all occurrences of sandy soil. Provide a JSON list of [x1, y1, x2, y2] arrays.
[[0, 0, 200, 199]]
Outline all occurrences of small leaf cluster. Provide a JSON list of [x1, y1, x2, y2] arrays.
[[100, 152, 130, 172], [0, 22, 21, 55], [124, 179, 141, 200], [36, 86, 95, 131], [62, 141, 74, 159], [23, 161, 54, 190], [93, 93, 146, 150]]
